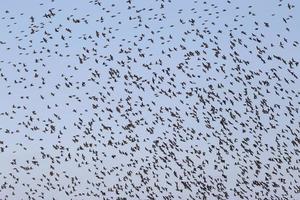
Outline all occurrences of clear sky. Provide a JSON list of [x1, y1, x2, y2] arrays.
[[0, 0, 300, 199]]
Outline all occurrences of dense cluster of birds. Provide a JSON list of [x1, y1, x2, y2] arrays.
[[0, 0, 300, 199]]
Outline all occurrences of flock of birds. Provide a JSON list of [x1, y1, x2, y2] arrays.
[[0, 0, 300, 199]]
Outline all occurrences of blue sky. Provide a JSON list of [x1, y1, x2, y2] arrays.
[[0, 0, 300, 199]]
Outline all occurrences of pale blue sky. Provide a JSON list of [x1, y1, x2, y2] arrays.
[[0, 0, 300, 199]]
